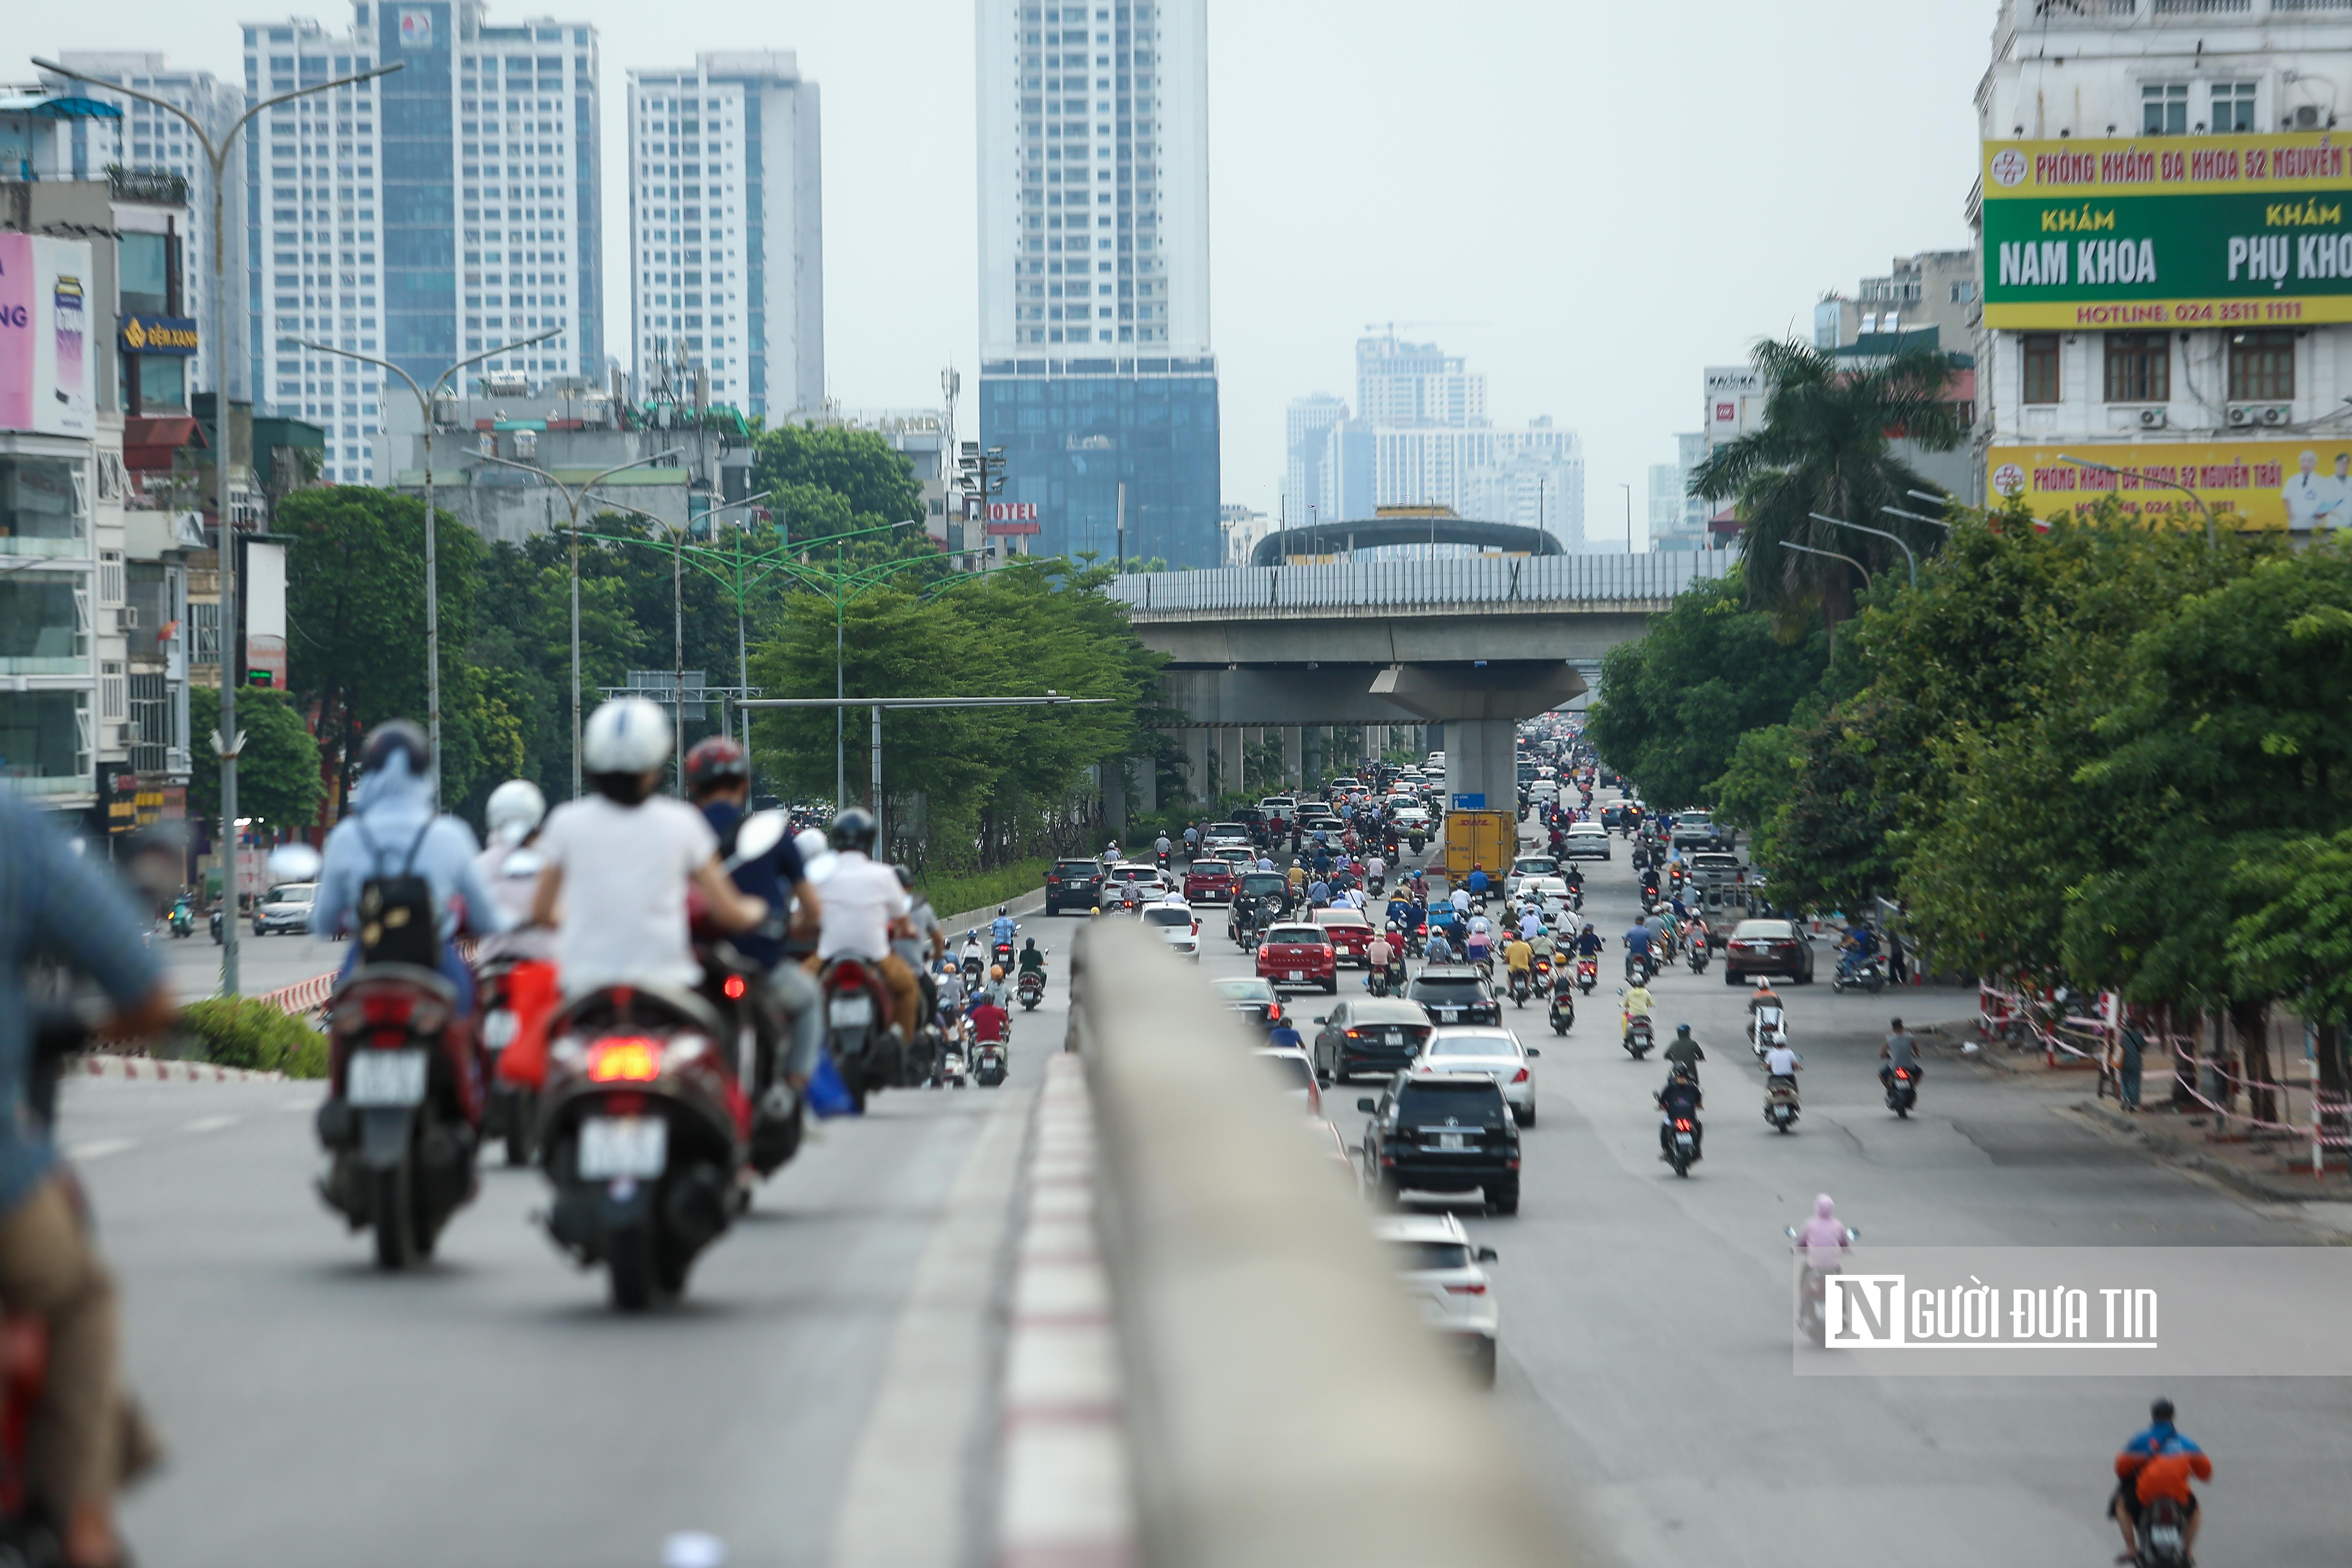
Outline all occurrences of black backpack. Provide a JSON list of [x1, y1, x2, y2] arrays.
[[351, 816, 441, 969]]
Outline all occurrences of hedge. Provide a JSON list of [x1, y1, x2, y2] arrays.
[[177, 997, 329, 1078]]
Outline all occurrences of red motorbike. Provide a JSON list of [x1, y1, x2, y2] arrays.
[[821, 956, 903, 1111]]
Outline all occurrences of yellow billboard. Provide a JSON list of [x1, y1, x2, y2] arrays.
[[1980, 441, 2352, 532]]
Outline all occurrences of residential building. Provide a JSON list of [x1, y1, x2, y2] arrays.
[[1813, 249, 1978, 352], [242, 0, 604, 486], [627, 52, 822, 420], [1975, 0, 2352, 533], [1218, 501, 1271, 565], [1355, 331, 1485, 427], [974, 0, 1222, 568], [1282, 391, 1347, 532], [1648, 431, 1712, 552], [777, 401, 954, 541], [41, 55, 248, 403]]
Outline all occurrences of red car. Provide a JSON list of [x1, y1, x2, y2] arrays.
[[1310, 908, 1376, 968], [1257, 924, 1338, 994], [1183, 859, 1237, 904]]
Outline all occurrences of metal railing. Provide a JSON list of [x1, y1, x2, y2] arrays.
[[2027, 0, 2334, 18], [1110, 551, 1733, 617], [104, 165, 189, 205], [1065, 919, 1599, 1568]]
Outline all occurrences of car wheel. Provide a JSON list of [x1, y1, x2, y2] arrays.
[[1485, 1182, 1519, 1216], [1324, 978, 1339, 994]]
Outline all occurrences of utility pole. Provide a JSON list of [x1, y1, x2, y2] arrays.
[[1117, 481, 1127, 572]]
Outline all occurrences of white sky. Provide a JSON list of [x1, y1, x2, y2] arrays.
[[22, 0, 1996, 547]]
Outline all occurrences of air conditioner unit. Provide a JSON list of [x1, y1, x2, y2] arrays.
[[2229, 405, 2253, 427], [2296, 105, 2322, 130], [118, 605, 139, 631], [2138, 408, 2168, 429], [2261, 405, 2291, 426]]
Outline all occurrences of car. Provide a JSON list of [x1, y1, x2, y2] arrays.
[[1562, 824, 1612, 862], [1671, 812, 1727, 851], [1405, 964, 1502, 1028], [1212, 975, 1287, 1032], [1106, 862, 1169, 906], [1723, 918, 1816, 985], [1310, 997, 1437, 1084], [1527, 778, 1559, 807], [1503, 854, 1559, 900], [1140, 901, 1202, 959], [1687, 850, 1745, 889], [1044, 858, 1104, 915], [1309, 907, 1376, 967], [1392, 806, 1433, 836], [1375, 1212, 1501, 1385], [1356, 1071, 1520, 1215], [1257, 923, 1338, 992], [1200, 822, 1254, 856], [1257, 795, 1298, 816], [1182, 859, 1237, 904], [1254, 1045, 1322, 1118], [1227, 870, 1294, 938], [1416, 1027, 1540, 1126], [1521, 877, 1575, 921], [253, 881, 316, 935]]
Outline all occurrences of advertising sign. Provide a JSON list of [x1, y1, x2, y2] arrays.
[[245, 540, 289, 689], [985, 502, 1039, 522], [1979, 440, 2352, 531], [984, 521, 1042, 536], [119, 315, 199, 356], [1983, 134, 2352, 328], [0, 234, 97, 437]]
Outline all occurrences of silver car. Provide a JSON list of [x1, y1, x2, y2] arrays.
[[253, 881, 316, 936], [1415, 1026, 1540, 1127]]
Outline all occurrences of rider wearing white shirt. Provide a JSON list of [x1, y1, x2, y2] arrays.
[[814, 808, 923, 1038], [1763, 1042, 1802, 1078]]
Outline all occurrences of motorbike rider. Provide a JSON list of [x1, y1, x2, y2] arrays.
[[1663, 1023, 1705, 1075], [1574, 921, 1605, 960], [0, 788, 177, 1568], [1365, 928, 1396, 989], [805, 807, 924, 1040], [990, 905, 1018, 948], [1018, 937, 1047, 981], [1466, 864, 1491, 905], [1517, 905, 1546, 945], [2113, 1397, 2209, 1563], [1621, 980, 1656, 1046], [1623, 920, 1656, 977], [1880, 1017, 1922, 1091], [895, 866, 946, 999], [1503, 933, 1535, 989], [1528, 923, 1559, 968], [1655, 1061, 1704, 1160], [1423, 926, 1458, 966], [1268, 1015, 1306, 1053], [1838, 922, 1880, 982]]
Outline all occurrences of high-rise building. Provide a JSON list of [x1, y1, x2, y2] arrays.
[[1282, 392, 1347, 530], [242, 1, 603, 484], [1813, 250, 1977, 352], [41, 56, 247, 403], [627, 53, 822, 419], [974, 0, 1222, 568], [1649, 431, 1712, 551], [1355, 331, 1485, 427]]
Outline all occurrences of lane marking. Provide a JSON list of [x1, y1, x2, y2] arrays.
[[182, 1115, 240, 1134], [66, 1139, 136, 1161]]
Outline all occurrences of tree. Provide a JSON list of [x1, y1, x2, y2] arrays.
[[747, 425, 925, 541], [188, 685, 322, 828], [1686, 337, 1962, 633]]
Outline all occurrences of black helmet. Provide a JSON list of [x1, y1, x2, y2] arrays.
[[360, 719, 429, 778], [1676, 1023, 1693, 1037], [1671, 1061, 1696, 1082], [830, 807, 878, 854], [2151, 1396, 2175, 1423]]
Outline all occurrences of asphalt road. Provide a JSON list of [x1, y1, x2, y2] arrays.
[[1195, 797, 2352, 1568], [77, 931, 1078, 1568], [153, 926, 348, 1001]]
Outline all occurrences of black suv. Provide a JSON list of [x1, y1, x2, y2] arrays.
[[1310, 997, 1436, 1084], [1357, 1072, 1520, 1214], [1405, 965, 1501, 1028], [1044, 859, 1104, 915]]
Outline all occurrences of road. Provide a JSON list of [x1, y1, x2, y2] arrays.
[[84, 951, 1071, 1568], [1196, 798, 2352, 1568], [153, 926, 347, 1000]]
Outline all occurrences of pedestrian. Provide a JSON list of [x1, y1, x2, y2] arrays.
[[2118, 1022, 2146, 1111], [1888, 929, 1909, 985]]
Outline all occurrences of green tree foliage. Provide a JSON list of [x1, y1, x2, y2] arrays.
[[748, 559, 1161, 871], [1686, 337, 1961, 631], [747, 424, 926, 543], [188, 685, 322, 828], [1585, 568, 1826, 811]]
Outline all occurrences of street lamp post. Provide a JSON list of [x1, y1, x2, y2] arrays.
[[279, 327, 561, 809], [1619, 482, 1633, 554], [1808, 512, 1918, 588], [1882, 505, 1953, 533], [1780, 539, 1871, 587], [470, 449, 682, 796], [36, 54, 405, 997], [2056, 454, 2218, 551]]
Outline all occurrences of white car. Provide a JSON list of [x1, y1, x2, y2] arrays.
[[1392, 806, 1433, 835], [1375, 1213, 1500, 1387], [1416, 1026, 1539, 1126], [1520, 877, 1577, 922], [1503, 854, 1560, 900], [1562, 823, 1611, 861], [1108, 862, 1170, 902], [1140, 900, 1201, 959], [1254, 1045, 1322, 1118]]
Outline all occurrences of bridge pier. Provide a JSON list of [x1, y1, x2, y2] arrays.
[[1181, 729, 1211, 805], [1135, 752, 1158, 816], [1282, 726, 1303, 788], [1218, 728, 1242, 804]]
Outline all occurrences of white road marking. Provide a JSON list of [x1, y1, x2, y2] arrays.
[[67, 1139, 136, 1161], [182, 1115, 240, 1133]]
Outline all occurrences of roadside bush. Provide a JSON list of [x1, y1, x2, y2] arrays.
[[929, 857, 1057, 926], [178, 997, 327, 1076]]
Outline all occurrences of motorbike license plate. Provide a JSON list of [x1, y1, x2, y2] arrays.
[[1676, 1133, 1695, 1150], [1433, 1132, 1469, 1151], [482, 1010, 519, 1050], [829, 994, 875, 1027], [577, 1116, 668, 1180], [347, 1049, 427, 1108]]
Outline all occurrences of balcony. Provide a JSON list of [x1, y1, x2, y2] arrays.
[[105, 165, 190, 206], [2017, 0, 2352, 23]]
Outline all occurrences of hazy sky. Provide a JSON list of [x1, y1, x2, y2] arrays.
[[23, 0, 1995, 546]]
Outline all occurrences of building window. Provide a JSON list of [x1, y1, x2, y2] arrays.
[[2105, 332, 2171, 403], [2227, 330, 2295, 401], [2143, 82, 2189, 136], [0, 457, 84, 555], [0, 692, 85, 793], [2022, 334, 2061, 405], [2212, 82, 2257, 134], [101, 662, 126, 722]]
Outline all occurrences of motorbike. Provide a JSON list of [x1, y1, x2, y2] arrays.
[[1367, 964, 1391, 999], [1575, 956, 1598, 996], [167, 896, 194, 938], [1623, 1016, 1655, 1060], [1750, 1004, 1787, 1059], [1686, 935, 1710, 974], [973, 1039, 1008, 1088], [1508, 967, 1532, 1009], [1548, 989, 1576, 1037], [821, 955, 905, 1111], [2135, 1495, 2193, 1568], [1016, 967, 1045, 1011], [209, 905, 223, 944], [476, 955, 545, 1167], [991, 935, 1017, 974], [1785, 1222, 1859, 1345], [1765, 1074, 1800, 1133], [1884, 1063, 1918, 1118], [1407, 830, 1426, 854], [539, 981, 743, 1310], [1665, 1115, 1700, 1177], [1832, 952, 1889, 995], [1531, 954, 1554, 994], [937, 1043, 970, 1089], [1625, 952, 1654, 985], [960, 933, 986, 990]]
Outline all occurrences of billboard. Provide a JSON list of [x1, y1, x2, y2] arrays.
[[0, 235, 96, 438], [245, 540, 288, 689], [1982, 134, 2352, 329], [1980, 440, 2352, 532]]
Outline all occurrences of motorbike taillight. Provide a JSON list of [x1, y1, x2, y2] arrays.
[[587, 1036, 663, 1083], [1675, 1119, 1693, 1131], [361, 991, 416, 1026]]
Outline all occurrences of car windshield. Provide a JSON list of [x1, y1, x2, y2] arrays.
[[1396, 1080, 1507, 1126], [1389, 1238, 1474, 1272], [1265, 927, 1327, 946], [1733, 920, 1795, 940], [267, 885, 314, 903], [1312, 911, 1370, 928], [1512, 857, 1556, 877], [1694, 854, 1740, 869], [1426, 1034, 1517, 1058], [1143, 908, 1193, 927], [1238, 874, 1287, 895], [1409, 977, 1488, 1004], [1053, 862, 1098, 877], [1214, 979, 1274, 1001], [1568, 825, 1605, 836], [1258, 1053, 1313, 1091]]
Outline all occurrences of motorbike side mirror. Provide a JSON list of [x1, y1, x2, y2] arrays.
[[267, 842, 324, 882], [728, 808, 790, 868], [1356, 1097, 1378, 1113], [502, 847, 543, 878]]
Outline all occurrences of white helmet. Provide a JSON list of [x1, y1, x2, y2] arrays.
[[794, 827, 839, 885], [485, 778, 546, 846], [582, 697, 671, 774]]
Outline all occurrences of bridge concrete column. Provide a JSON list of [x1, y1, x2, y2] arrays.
[[1218, 727, 1244, 803], [1282, 726, 1303, 787], [1135, 753, 1158, 816], [1444, 720, 1520, 813], [1181, 729, 1211, 804]]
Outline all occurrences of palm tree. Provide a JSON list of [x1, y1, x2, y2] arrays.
[[1688, 337, 1963, 633]]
